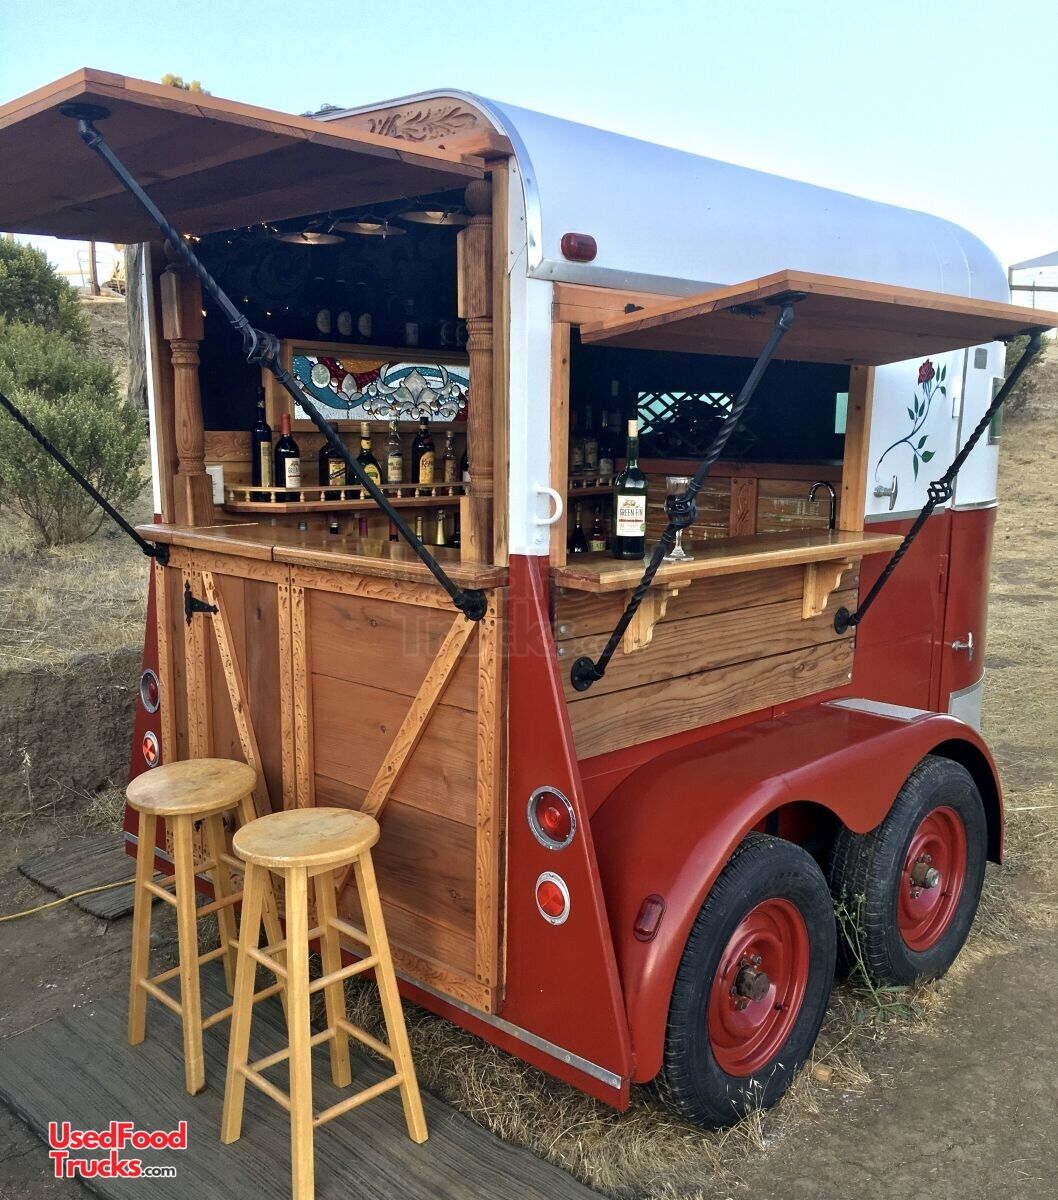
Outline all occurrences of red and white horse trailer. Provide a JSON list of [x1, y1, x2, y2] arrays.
[[1, 70, 1055, 1126]]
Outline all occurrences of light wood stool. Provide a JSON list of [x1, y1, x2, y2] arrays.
[[126, 758, 284, 1095], [221, 807, 428, 1199]]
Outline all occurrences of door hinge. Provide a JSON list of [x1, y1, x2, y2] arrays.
[[184, 580, 218, 625]]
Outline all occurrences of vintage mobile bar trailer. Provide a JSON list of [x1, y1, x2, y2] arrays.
[[1, 69, 1055, 1127]]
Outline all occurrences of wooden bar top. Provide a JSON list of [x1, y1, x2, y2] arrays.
[[139, 522, 508, 589], [551, 529, 903, 594]]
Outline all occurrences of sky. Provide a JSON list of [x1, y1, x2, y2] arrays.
[[1, 0, 1055, 270]]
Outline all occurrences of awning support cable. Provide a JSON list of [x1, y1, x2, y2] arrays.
[[569, 301, 798, 693], [0, 386, 169, 564], [56, 103, 487, 622], [834, 330, 1046, 635]]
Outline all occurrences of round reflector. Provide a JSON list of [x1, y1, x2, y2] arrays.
[[140, 669, 161, 713], [527, 787, 576, 850], [535, 871, 571, 925], [141, 730, 161, 769]]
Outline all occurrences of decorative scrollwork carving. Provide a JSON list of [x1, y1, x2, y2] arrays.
[[368, 105, 479, 143]]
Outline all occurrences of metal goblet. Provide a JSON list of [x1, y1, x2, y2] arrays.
[[664, 475, 695, 563]]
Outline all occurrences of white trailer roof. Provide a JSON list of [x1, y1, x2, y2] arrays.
[[330, 92, 1009, 304]]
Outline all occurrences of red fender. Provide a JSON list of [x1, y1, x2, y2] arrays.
[[589, 701, 1002, 1083]]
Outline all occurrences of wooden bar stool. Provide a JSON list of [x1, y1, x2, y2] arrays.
[[222, 807, 427, 1199], [126, 758, 284, 1095]]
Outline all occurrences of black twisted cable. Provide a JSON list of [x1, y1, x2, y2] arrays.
[[570, 301, 798, 692], [834, 330, 1045, 634]]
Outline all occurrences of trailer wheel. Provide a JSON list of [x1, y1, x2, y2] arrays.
[[829, 755, 987, 986], [658, 833, 836, 1127]]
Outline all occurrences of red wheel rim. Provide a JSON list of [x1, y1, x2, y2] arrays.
[[707, 898, 809, 1077], [898, 805, 967, 951]]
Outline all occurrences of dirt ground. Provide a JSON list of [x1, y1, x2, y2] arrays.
[[1, 344, 1056, 1200]]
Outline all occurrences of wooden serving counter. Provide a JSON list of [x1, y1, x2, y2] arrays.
[[551, 529, 902, 593], [142, 521, 508, 589]]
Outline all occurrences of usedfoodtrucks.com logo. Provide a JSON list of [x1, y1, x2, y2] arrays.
[[48, 1121, 186, 1180]]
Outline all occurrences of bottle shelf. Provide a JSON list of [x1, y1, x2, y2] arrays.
[[566, 472, 614, 498], [224, 482, 466, 514]]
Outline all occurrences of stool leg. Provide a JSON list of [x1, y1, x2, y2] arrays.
[[172, 815, 206, 1095], [127, 809, 157, 1046], [314, 869, 351, 1087], [285, 867, 315, 1200], [221, 861, 266, 1144], [205, 813, 239, 993], [354, 852, 428, 1144], [237, 792, 287, 1011]]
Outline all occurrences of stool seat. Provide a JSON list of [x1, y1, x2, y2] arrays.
[[127, 758, 257, 817], [233, 808, 379, 870]]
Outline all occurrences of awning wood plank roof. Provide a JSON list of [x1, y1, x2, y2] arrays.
[[0, 69, 485, 242], [580, 270, 1058, 365]]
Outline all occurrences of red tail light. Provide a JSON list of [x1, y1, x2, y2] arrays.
[[535, 872, 570, 925], [528, 787, 576, 849], [560, 232, 597, 262], [140, 669, 160, 713], [633, 894, 666, 942]]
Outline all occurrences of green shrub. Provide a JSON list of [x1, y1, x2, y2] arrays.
[[0, 321, 144, 545], [0, 239, 90, 345]]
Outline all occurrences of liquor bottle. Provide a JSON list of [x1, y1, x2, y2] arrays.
[[356, 421, 382, 487], [598, 412, 615, 477], [442, 430, 458, 484], [569, 411, 584, 476], [612, 419, 648, 559], [412, 418, 435, 486], [589, 505, 607, 552], [450, 515, 461, 549], [414, 512, 425, 541], [460, 447, 470, 484], [250, 386, 273, 488], [582, 405, 599, 475], [385, 420, 404, 484], [327, 515, 341, 536], [569, 503, 589, 554], [318, 422, 346, 497], [389, 519, 399, 542], [274, 413, 301, 497], [435, 507, 447, 546]]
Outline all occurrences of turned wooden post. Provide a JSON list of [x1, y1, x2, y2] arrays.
[[459, 179, 494, 564], [160, 261, 214, 526]]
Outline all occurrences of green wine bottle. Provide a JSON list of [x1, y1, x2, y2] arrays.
[[612, 419, 647, 559]]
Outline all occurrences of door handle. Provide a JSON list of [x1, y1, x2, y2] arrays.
[[873, 475, 899, 511], [533, 486, 565, 527], [951, 631, 974, 662]]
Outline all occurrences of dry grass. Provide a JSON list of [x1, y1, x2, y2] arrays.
[[0, 501, 151, 672]]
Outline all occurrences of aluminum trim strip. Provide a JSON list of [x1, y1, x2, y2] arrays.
[[124, 835, 625, 1091], [828, 697, 932, 723], [951, 499, 999, 512]]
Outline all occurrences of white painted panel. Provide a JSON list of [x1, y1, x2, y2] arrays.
[[952, 341, 1004, 507]]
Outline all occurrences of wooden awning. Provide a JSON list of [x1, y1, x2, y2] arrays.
[[0, 69, 484, 242], [580, 270, 1058, 365]]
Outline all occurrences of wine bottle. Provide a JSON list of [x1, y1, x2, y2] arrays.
[[385, 420, 403, 484], [460, 447, 470, 484], [356, 422, 382, 487], [569, 503, 589, 554], [274, 413, 301, 498], [251, 386, 273, 489], [569, 410, 584, 476], [450, 515, 461, 549], [412, 418, 435, 486], [318, 422, 346, 497], [612, 419, 647, 559], [582, 405, 599, 475], [598, 412, 615, 477], [442, 430, 458, 484], [389, 519, 399, 542], [589, 505, 607, 552]]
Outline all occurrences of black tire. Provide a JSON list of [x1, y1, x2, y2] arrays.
[[658, 833, 836, 1128], [828, 755, 987, 986]]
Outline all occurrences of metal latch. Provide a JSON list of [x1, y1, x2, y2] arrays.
[[184, 580, 218, 625], [951, 631, 974, 661]]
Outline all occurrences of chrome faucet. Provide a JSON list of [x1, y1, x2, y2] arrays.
[[808, 480, 837, 531]]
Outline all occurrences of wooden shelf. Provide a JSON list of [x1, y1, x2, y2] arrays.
[[224, 482, 466, 515]]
